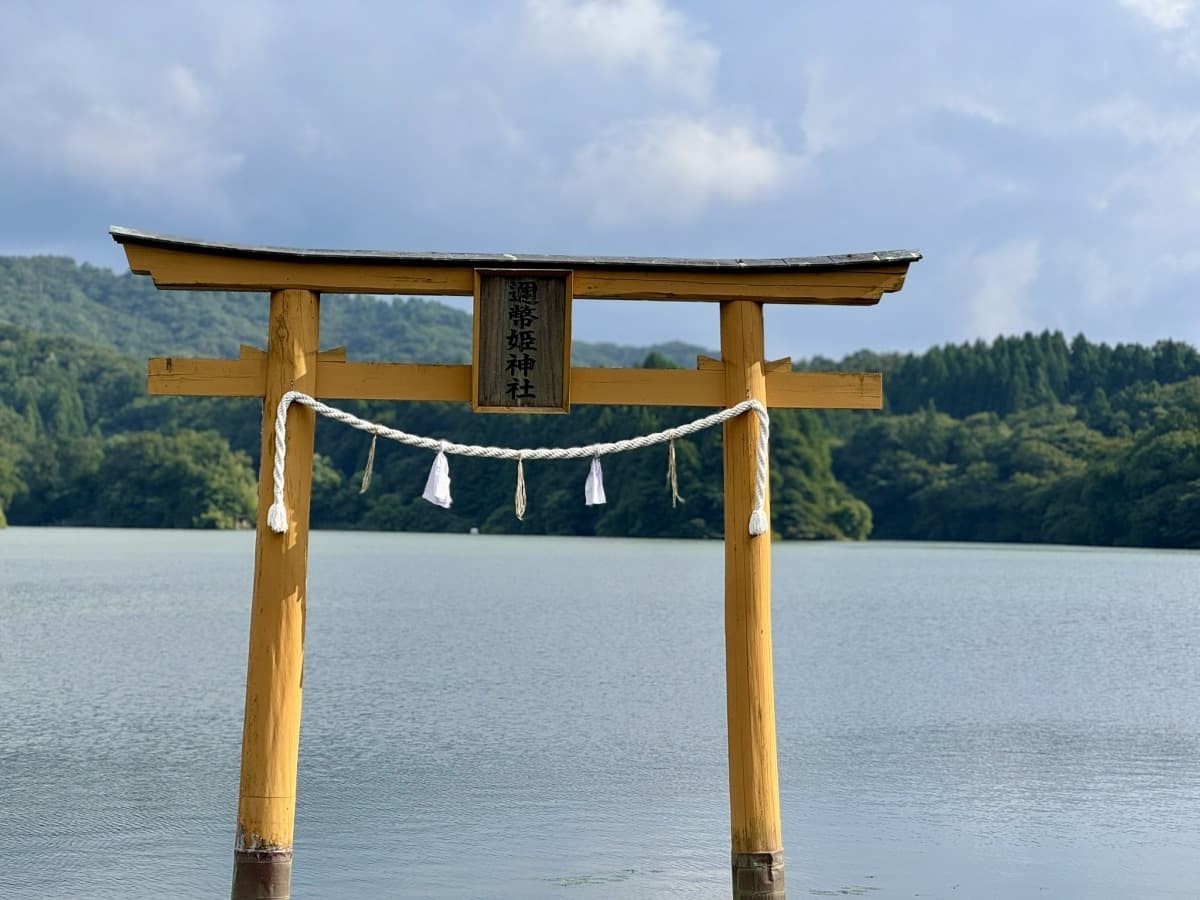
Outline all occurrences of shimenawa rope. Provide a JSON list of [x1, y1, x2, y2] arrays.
[[265, 391, 770, 536]]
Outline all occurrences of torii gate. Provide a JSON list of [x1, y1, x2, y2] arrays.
[[111, 226, 919, 900]]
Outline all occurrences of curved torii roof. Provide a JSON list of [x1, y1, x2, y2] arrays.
[[111, 226, 921, 305]]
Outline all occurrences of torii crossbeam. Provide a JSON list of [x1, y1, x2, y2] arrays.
[[111, 226, 920, 900]]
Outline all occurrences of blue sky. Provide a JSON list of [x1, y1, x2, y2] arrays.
[[2, 0, 1198, 359]]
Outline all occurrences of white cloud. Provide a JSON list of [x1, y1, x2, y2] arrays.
[[1157, 250, 1200, 275], [0, 34, 243, 213], [1083, 95, 1200, 147], [1079, 95, 1200, 243], [1118, 0, 1198, 29], [166, 64, 217, 120], [1173, 25, 1200, 67], [563, 114, 795, 224], [524, 0, 718, 102], [193, 0, 283, 76], [59, 95, 243, 206], [1114, 0, 1200, 69], [938, 95, 1012, 127], [964, 238, 1041, 340], [800, 59, 893, 156]]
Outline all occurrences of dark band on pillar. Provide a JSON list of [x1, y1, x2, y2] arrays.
[[732, 850, 785, 899], [231, 848, 292, 900]]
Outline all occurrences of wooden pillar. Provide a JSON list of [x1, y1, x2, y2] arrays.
[[231, 289, 320, 900], [721, 300, 785, 899]]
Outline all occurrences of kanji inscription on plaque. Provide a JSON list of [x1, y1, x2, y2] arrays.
[[473, 270, 572, 413]]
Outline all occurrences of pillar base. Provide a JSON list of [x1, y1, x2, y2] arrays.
[[232, 848, 292, 900], [732, 850, 785, 899]]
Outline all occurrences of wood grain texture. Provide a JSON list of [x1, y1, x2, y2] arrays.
[[317, 361, 471, 402], [721, 300, 784, 858], [572, 266, 907, 302], [235, 289, 319, 858], [766, 370, 880, 408], [572, 367, 725, 406], [705, 355, 800, 374], [147, 356, 882, 410], [147, 358, 881, 409], [116, 234, 916, 304], [124, 243, 476, 295], [147, 357, 266, 396], [472, 271, 572, 412]]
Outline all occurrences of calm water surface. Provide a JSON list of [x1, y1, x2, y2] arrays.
[[1, 529, 1198, 898]]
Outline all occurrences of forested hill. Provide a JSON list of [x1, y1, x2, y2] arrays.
[[0, 258, 861, 539], [805, 335, 1200, 548], [0, 256, 707, 367], [3, 254, 1199, 548]]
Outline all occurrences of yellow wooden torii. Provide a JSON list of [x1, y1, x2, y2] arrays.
[[111, 226, 919, 900]]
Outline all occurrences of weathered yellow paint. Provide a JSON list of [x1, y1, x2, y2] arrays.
[[121, 240, 909, 304], [318, 360, 471, 402], [573, 266, 907, 303], [147, 357, 266, 397], [700, 355, 789, 374], [765, 370, 880, 408], [721, 300, 783, 856], [148, 358, 882, 409], [125, 242, 477, 295], [235, 288, 319, 855], [573, 366, 726, 406], [238, 344, 345, 362]]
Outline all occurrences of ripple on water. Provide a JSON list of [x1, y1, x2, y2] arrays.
[[3, 532, 1200, 898]]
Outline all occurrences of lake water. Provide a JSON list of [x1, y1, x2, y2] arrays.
[[1, 529, 1198, 899]]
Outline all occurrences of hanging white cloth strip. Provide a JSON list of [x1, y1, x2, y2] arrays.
[[422, 446, 452, 508], [266, 391, 770, 536], [584, 454, 606, 506]]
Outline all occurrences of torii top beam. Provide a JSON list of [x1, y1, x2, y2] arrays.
[[110, 227, 920, 305]]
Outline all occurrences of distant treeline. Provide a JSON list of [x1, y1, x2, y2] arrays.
[[813, 333, 1200, 547], [0, 322, 862, 539], [805, 331, 1200, 419], [1, 256, 1198, 547]]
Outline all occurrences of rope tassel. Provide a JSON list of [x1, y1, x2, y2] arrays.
[[667, 437, 685, 508], [266, 499, 289, 534], [515, 456, 527, 520], [422, 446, 452, 508], [584, 453, 606, 506], [359, 434, 377, 494]]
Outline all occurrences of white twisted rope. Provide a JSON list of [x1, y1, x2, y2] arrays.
[[266, 390, 770, 536]]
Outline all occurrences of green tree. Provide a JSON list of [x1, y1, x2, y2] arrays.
[[82, 430, 257, 528]]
